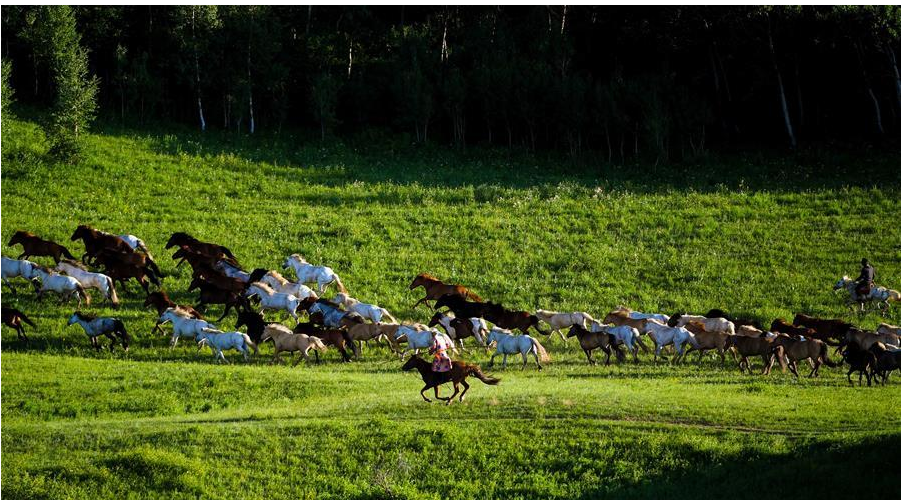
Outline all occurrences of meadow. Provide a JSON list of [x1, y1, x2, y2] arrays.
[[2, 116, 900, 499]]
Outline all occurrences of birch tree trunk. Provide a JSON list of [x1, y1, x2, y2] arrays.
[[191, 7, 206, 132], [767, 16, 796, 148], [855, 42, 884, 135], [885, 43, 901, 115]]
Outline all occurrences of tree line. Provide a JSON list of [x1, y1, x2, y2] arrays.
[[2, 6, 900, 162]]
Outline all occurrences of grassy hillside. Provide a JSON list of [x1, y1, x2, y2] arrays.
[[2, 117, 900, 499]]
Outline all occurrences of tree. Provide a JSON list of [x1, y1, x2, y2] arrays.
[[311, 71, 339, 140], [43, 6, 99, 161], [1, 59, 13, 120]]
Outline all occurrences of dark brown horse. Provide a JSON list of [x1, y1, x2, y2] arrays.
[[100, 259, 159, 293], [566, 324, 622, 365], [292, 321, 353, 361], [93, 247, 162, 278], [484, 303, 546, 335], [188, 277, 248, 321], [409, 273, 483, 309], [434, 294, 493, 319], [190, 264, 246, 293], [770, 319, 837, 346], [401, 355, 500, 404], [8, 231, 76, 263], [792, 314, 852, 344], [2, 306, 34, 341], [71, 225, 133, 263], [704, 309, 764, 330], [166, 232, 239, 266], [172, 245, 221, 270]]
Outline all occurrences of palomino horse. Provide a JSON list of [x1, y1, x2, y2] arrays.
[[31, 266, 91, 307], [66, 312, 130, 350], [833, 276, 900, 313], [282, 254, 346, 294], [567, 324, 622, 365], [8, 231, 76, 263], [333, 292, 397, 324], [535, 310, 596, 343], [402, 355, 500, 404], [2, 307, 35, 341], [1, 256, 39, 293], [669, 313, 735, 335], [409, 273, 483, 309], [56, 260, 120, 308], [610, 306, 669, 324], [260, 324, 328, 366], [486, 328, 549, 370]]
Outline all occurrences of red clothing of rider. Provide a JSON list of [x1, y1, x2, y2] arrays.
[[429, 331, 452, 373]]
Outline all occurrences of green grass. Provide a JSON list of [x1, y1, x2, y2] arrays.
[[2, 117, 900, 499]]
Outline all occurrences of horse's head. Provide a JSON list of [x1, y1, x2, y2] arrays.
[[427, 312, 444, 327], [401, 355, 423, 371], [8, 231, 27, 246], [667, 313, 682, 327], [165, 232, 191, 249], [66, 313, 79, 327], [333, 292, 348, 305], [567, 324, 585, 338], [71, 225, 91, 241], [833, 276, 850, 290], [409, 274, 423, 290]]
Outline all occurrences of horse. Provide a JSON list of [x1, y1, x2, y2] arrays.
[[791, 314, 852, 344], [345, 323, 399, 356], [402, 355, 499, 404], [434, 294, 493, 319], [190, 263, 247, 293], [31, 266, 90, 307], [869, 343, 901, 384], [390, 326, 458, 360], [833, 276, 900, 313], [333, 292, 397, 324], [300, 298, 363, 329], [172, 245, 220, 270], [247, 269, 318, 301], [213, 260, 249, 282], [730, 334, 779, 374], [66, 312, 130, 350], [484, 303, 546, 335], [56, 260, 120, 308], [427, 312, 488, 351], [764, 334, 837, 378], [704, 309, 764, 330], [1, 256, 39, 293], [8, 231, 76, 263], [196, 328, 257, 363], [260, 324, 328, 366], [644, 321, 698, 363], [101, 258, 159, 294], [70, 225, 134, 263], [839, 341, 877, 386], [234, 310, 273, 345], [245, 282, 302, 324], [485, 328, 549, 370], [839, 328, 899, 352], [566, 324, 622, 365], [771, 319, 836, 347], [681, 321, 736, 366], [145, 291, 203, 334], [282, 254, 346, 294], [603, 310, 659, 334], [669, 313, 735, 335], [877, 323, 901, 336], [292, 322, 354, 361], [166, 232, 239, 265], [118, 234, 154, 261], [610, 306, 669, 324], [188, 277, 248, 321], [588, 321, 649, 363], [535, 310, 596, 343], [156, 308, 217, 347], [2, 307, 35, 341], [409, 273, 483, 309]]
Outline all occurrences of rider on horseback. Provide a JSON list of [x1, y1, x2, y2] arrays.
[[855, 258, 875, 298], [429, 329, 453, 374]]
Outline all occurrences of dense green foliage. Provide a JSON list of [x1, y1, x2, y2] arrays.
[[3, 6, 901, 159], [2, 116, 900, 498]]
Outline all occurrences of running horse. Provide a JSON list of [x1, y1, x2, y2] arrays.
[[401, 355, 500, 404], [833, 276, 900, 314], [409, 273, 483, 309], [8, 231, 76, 263]]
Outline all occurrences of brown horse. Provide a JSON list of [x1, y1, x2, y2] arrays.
[[484, 303, 546, 335], [2, 306, 34, 341], [93, 247, 162, 279], [188, 278, 248, 321], [101, 258, 159, 293], [71, 225, 133, 263], [409, 273, 483, 309], [730, 335, 779, 374], [172, 246, 221, 270], [792, 314, 852, 344], [8, 231, 76, 263], [292, 322, 353, 361], [166, 232, 238, 266], [191, 265, 246, 293], [401, 355, 500, 404], [681, 321, 735, 366], [567, 324, 623, 365], [764, 334, 837, 377]]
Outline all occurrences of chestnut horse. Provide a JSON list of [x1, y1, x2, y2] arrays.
[[409, 273, 483, 309], [8, 231, 76, 263], [188, 277, 248, 321], [70, 225, 133, 263], [2, 306, 35, 341], [401, 355, 499, 404]]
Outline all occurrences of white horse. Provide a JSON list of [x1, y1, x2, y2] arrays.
[[430, 311, 488, 350], [31, 266, 90, 306], [66, 312, 130, 350], [486, 328, 550, 370], [834, 276, 900, 312], [282, 254, 347, 294], [214, 260, 250, 282], [611, 306, 670, 324], [672, 314, 735, 335], [333, 292, 398, 324], [56, 260, 119, 308], [588, 321, 648, 363], [245, 282, 302, 324], [257, 270, 318, 301], [1, 256, 39, 293], [157, 308, 216, 347], [535, 309, 595, 342], [196, 328, 257, 363], [118, 234, 154, 260], [644, 321, 698, 363], [392, 326, 457, 359]]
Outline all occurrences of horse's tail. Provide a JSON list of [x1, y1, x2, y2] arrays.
[[243, 333, 258, 355], [105, 275, 120, 308], [146, 267, 161, 287], [334, 275, 348, 294], [580, 312, 596, 327], [468, 364, 500, 385], [18, 310, 35, 327], [76, 282, 91, 305], [146, 256, 162, 278], [531, 337, 550, 362], [465, 289, 484, 303], [820, 342, 838, 367], [888, 289, 901, 302], [636, 335, 650, 353], [310, 335, 328, 352]]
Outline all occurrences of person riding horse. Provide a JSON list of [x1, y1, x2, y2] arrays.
[[429, 329, 453, 374], [855, 258, 875, 299]]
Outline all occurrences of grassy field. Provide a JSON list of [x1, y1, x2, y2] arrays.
[[2, 116, 900, 499]]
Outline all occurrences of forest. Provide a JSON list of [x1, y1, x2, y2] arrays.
[[2, 5, 899, 163]]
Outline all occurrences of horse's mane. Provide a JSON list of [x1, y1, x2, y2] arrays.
[[249, 281, 276, 293], [74, 311, 97, 321], [268, 270, 288, 284], [416, 273, 441, 281], [60, 259, 87, 270]]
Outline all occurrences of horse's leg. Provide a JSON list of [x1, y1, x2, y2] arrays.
[[584, 348, 595, 366], [847, 369, 854, 385], [420, 385, 432, 403], [501, 353, 508, 369], [532, 349, 543, 371], [489, 352, 497, 367], [459, 380, 470, 402], [521, 351, 528, 370], [293, 350, 306, 367], [788, 361, 799, 378], [433, 385, 449, 402], [446, 382, 460, 405]]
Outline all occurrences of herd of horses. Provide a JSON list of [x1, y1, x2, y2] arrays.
[[3, 226, 901, 404]]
